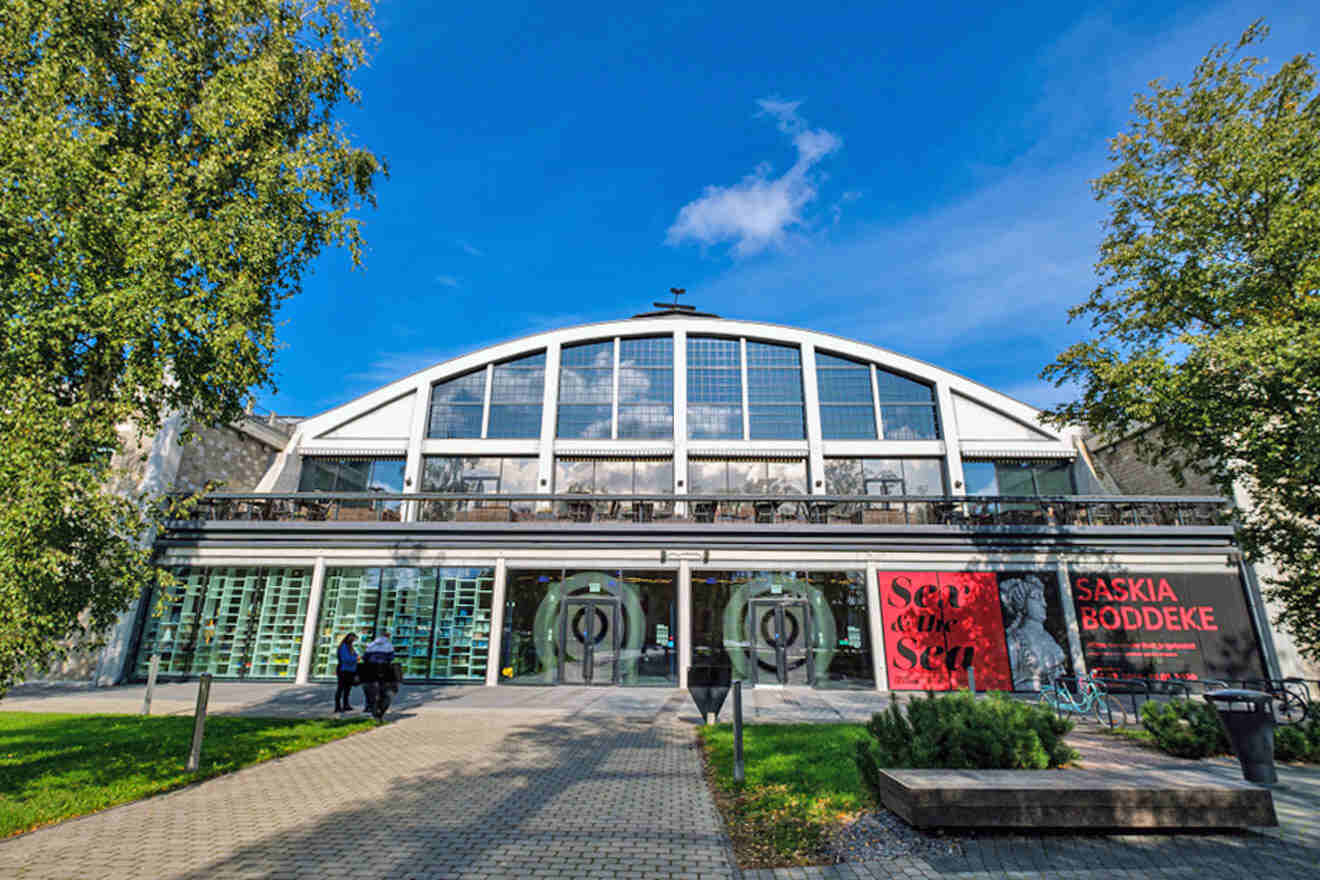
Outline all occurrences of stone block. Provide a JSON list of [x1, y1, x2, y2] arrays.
[[875, 767, 1277, 829]]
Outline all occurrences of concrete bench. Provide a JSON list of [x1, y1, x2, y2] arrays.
[[875, 768, 1277, 829]]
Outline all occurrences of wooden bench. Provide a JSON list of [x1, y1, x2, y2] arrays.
[[874, 768, 1276, 829]]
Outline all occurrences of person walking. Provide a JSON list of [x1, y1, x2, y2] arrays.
[[359, 631, 396, 718], [334, 633, 359, 712]]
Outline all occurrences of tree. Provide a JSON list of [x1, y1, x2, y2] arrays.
[[0, 0, 384, 694], [1042, 21, 1320, 662]]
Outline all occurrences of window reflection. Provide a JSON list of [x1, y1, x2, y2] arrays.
[[965, 460, 1075, 496], [816, 352, 876, 439], [687, 459, 808, 495], [488, 352, 545, 438]]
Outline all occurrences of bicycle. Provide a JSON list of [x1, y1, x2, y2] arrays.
[[1037, 674, 1126, 727]]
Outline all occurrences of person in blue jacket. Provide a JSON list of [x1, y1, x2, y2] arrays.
[[334, 633, 358, 712]]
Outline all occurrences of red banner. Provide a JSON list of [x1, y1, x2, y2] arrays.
[[877, 571, 1011, 690]]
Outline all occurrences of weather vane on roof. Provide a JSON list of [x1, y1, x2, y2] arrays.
[[654, 287, 695, 312]]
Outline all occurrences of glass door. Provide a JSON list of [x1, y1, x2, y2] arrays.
[[559, 598, 619, 685], [749, 600, 813, 686]]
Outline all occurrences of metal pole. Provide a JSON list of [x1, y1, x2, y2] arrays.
[[967, 665, 976, 696], [185, 673, 213, 772], [732, 680, 744, 784], [141, 654, 160, 715]]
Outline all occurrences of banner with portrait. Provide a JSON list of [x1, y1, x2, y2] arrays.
[[1070, 571, 1266, 681]]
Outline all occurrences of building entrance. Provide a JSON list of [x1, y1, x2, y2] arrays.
[[559, 598, 620, 685], [748, 599, 813, 686]]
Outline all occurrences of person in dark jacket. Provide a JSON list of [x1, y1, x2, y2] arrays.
[[334, 633, 358, 712], [359, 632, 396, 719]]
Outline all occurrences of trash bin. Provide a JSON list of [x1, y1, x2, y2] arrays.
[[1203, 689, 1276, 784], [687, 666, 732, 724]]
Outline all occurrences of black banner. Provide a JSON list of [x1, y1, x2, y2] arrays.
[[1071, 572, 1265, 681]]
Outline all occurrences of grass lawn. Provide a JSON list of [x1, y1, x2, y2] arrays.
[[698, 722, 872, 868], [0, 712, 376, 837]]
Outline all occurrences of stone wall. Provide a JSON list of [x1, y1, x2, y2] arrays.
[[1087, 427, 1221, 496], [175, 422, 279, 492], [24, 416, 287, 685]]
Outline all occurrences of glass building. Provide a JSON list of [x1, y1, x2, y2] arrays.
[[123, 310, 1279, 691]]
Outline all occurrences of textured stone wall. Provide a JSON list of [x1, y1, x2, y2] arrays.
[[26, 417, 286, 684], [1087, 427, 1221, 496], [175, 422, 278, 492]]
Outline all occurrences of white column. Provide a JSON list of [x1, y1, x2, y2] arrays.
[[402, 378, 431, 522], [536, 343, 562, 497], [739, 337, 750, 441], [801, 342, 826, 494], [678, 557, 692, 688], [673, 329, 688, 497], [865, 561, 888, 690], [935, 383, 965, 495], [610, 337, 621, 439], [295, 557, 327, 684], [1054, 560, 1086, 674], [485, 558, 507, 686]]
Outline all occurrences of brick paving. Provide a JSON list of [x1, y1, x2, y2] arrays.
[[3, 683, 1319, 878]]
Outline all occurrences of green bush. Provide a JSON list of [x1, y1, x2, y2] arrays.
[[1139, 699, 1230, 759], [1274, 719, 1320, 763], [855, 692, 1076, 801]]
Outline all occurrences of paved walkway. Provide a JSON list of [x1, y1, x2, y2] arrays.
[[3, 683, 1319, 879]]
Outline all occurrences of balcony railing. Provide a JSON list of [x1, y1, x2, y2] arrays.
[[165, 493, 1231, 528]]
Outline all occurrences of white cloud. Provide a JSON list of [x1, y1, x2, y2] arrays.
[[457, 241, 484, 257], [665, 98, 842, 257], [434, 275, 460, 287]]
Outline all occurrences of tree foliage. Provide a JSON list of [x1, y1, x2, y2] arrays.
[[1042, 21, 1320, 662], [0, 0, 383, 693]]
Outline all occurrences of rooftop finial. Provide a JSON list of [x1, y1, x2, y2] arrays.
[[634, 287, 718, 319]]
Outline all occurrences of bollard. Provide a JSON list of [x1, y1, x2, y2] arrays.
[[185, 673, 213, 772], [141, 654, 160, 716], [967, 666, 976, 696], [732, 680, 745, 784]]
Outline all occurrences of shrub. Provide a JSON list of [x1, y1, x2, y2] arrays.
[[855, 692, 1076, 802], [1274, 719, 1320, 763], [1139, 699, 1230, 759]]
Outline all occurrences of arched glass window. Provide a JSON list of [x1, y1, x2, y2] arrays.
[[557, 341, 614, 439], [488, 352, 546, 438], [876, 369, 939, 440], [816, 352, 876, 439], [427, 369, 486, 438], [746, 341, 804, 439]]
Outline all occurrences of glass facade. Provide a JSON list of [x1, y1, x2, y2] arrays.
[[134, 567, 312, 680], [427, 369, 486, 439], [488, 352, 546, 438], [688, 336, 743, 439], [619, 336, 673, 439], [554, 457, 673, 494], [823, 458, 945, 496], [687, 458, 808, 494], [876, 369, 939, 440], [557, 340, 614, 439], [965, 460, 1075, 496], [746, 341, 805, 440], [816, 352, 876, 439], [691, 570, 873, 688], [500, 569, 678, 685], [298, 457, 406, 519], [421, 455, 538, 518], [310, 567, 494, 681]]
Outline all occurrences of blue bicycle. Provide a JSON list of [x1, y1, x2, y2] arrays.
[[1037, 674, 1126, 727]]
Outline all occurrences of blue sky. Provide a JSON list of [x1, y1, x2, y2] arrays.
[[261, 0, 1320, 418]]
